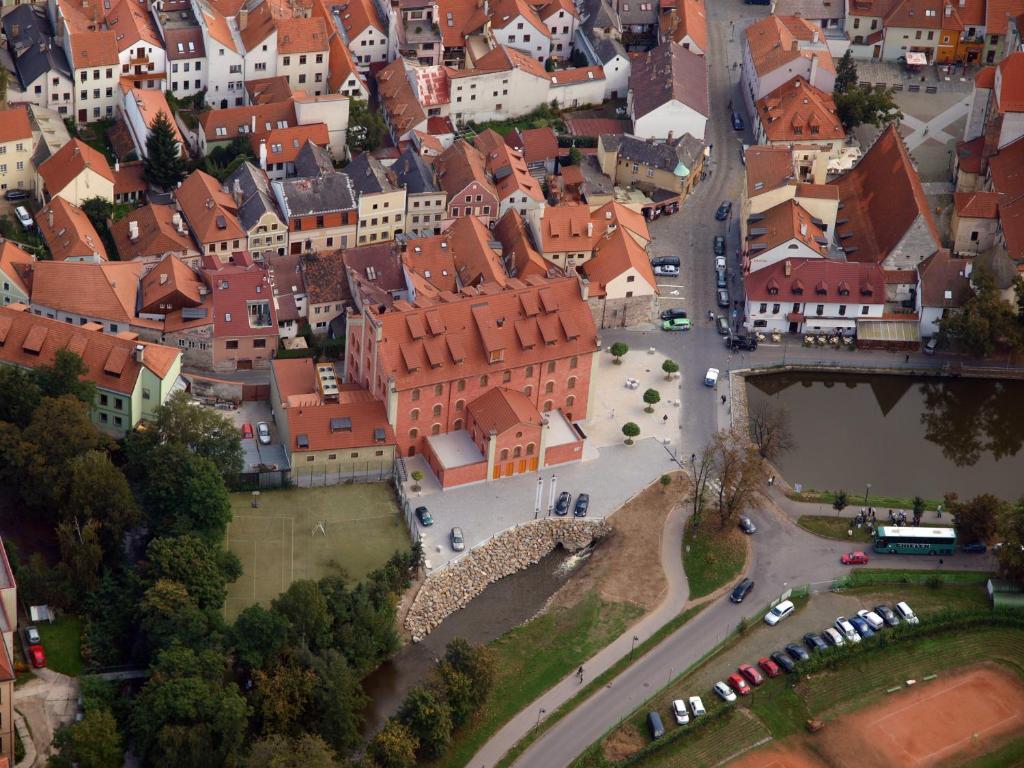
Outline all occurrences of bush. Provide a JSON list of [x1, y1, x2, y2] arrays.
[[622, 422, 640, 445], [610, 342, 629, 364]]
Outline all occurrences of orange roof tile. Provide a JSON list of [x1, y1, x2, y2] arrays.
[[474, 130, 544, 203], [403, 236, 460, 293], [447, 216, 507, 287], [490, 0, 550, 35], [126, 87, 186, 149], [745, 258, 885, 303], [437, 0, 489, 47], [113, 161, 147, 195], [0, 242, 34, 296], [494, 209, 550, 280], [468, 387, 542, 433], [538, 0, 578, 20], [110, 203, 197, 261], [744, 16, 831, 77], [29, 260, 143, 322], [756, 77, 845, 143], [0, 106, 32, 144], [176, 170, 246, 245], [506, 126, 560, 164], [466, 44, 548, 78], [200, 101, 297, 143], [107, 0, 162, 51], [747, 198, 828, 256], [975, 65, 996, 88], [139, 254, 204, 312], [996, 53, 1024, 113], [333, 0, 385, 39], [378, 59, 427, 137], [664, 0, 708, 51], [240, 0, 277, 51], [35, 198, 109, 262], [954, 191, 999, 218], [985, 0, 1024, 33], [68, 30, 120, 68], [581, 225, 656, 297], [205, 256, 278, 338], [745, 145, 796, 198], [277, 16, 329, 52], [253, 123, 330, 164], [202, 9, 238, 53], [37, 139, 115, 197], [548, 65, 605, 85], [436, 139, 496, 200]]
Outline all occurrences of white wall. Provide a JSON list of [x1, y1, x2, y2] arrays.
[[545, 8, 578, 59], [605, 266, 655, 299], [747, 240, 824, 272], [244, 29, 277, 81], [549, 76, 604, 109], [21, 70, 74, 118], [881, 26, 938, 61], [168, 56, 207, 96], [963, 84, 990, 141], [118, 39, 167, 81], [632, 101, 707, 141], [350, 27, 389, 71], [449, 68, 549, 124], [492, 17, 551, 62], [278, 50, 330, 96], [294, 95, 350, 157], [602, 54, 630, 99], [199, 15, 246, 109], [745, 296, 882, 332]]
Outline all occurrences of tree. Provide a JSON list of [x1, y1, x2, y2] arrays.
[[621, 422, 640, 445], [995, 498, 1024, 582], [368, 720, 419, 768], [565, 145, 582, 166], [145, 390, 245, 478], [398, 686, 453, 760], [319, 575, 399, 674], [309, 649, 367, 755], [138, 579, 219, 653], [251, 664, 317, 737], [32, 349, 96, 404], [662, 359, 679, 380], [946, 492, 1001, 546], [1015, 275, 1024, 321], [748, 400, 795, 461], [911, 495, 927, 526], [273, 579, 332, 650], [436, 662, 474, 728], [443, 638, 494, 703], [410, 470, 424, 492], [0, 365, 41, 427], [145, 535, 241, 610], [64, 450, 140, 555], [939, 266, 1024, 356], [49, 708, 124, 768], [610, 342, 629, 364], [708, 429, 763, 528], [688, 445, 714, 527], [834, 50, 858, 93], [834, 86, 902, 131], [347, 99, 386, 153], [136, 444, 233, 541], [642, 388, 661, 413], [242, 734, 339, 768], [56, 518, 104, 594], [833, 490, 849, 516], [231, 604, 289, 670], [143, 110, 187, 188]]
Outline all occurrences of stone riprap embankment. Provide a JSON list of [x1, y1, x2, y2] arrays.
[[405, 518, 611, 640]]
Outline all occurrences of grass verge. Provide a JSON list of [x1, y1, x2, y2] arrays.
[[797, 515, 873, 542], [37, 616, 83, 676], [788, 489, 943, 512], [960, 732, 1024, 768], [841, 568, 992, 587], [426, 593, 643, 768], [682, 519, 746, 599]]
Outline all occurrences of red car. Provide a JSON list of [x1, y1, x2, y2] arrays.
[[738, 663, 764, 686], [841, 551, 870, 565], [28, 645, 46, 668], [758, 657, 781, 678], [241, 423, 254, 439], [727, 673, 751, 695]]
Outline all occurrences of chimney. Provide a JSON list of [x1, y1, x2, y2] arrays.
[[115, 160, 120, 173], [251, 114, 256, 134], [944, 3, 951, 15], [129, 220, 139, 241], [809, 54, 818, 86], [134, 344, 145, 363], [666, 130, 674, 144], [812, 28, 819, 43], [586, 221, 593, 237], [232, 177, 243, 206], [159, 272, 169, 284], [259, 138, 268, 170], [784, 259, 792, 276], [47, 207, 54, 229], [238, 7, 248, 29], [578, 275, 589, 300]]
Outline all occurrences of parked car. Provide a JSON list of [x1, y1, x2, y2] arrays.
[[822, 627, 845, 647], [764, 599, 794, 625], [841, 551, 869, 565], [651, 255, 681, 268], [704, 367, 720, 387], [15, 206, 33, 230], [803, 632, 828, 653], [713, 235, 726, 256], [848, 614, 875, 639], [730, 577, 754, 603], [738, 664, 764, 686], [731, 111, 745, 130], [450, 526, 465, 551], [671, 699, 690, 725], [415, 506, 433, 526], [727, 334, 758, 351], [554, 491, 572, 516], [660, 308, 688, 321], [713, 681, 737, 703], [24, 626, 41, 645], [654, 264, 680, 277], [727, 673, 751, 695], [715, 201, 732, 220], [716, 315, 730, 335], [715, 269, 727, 289], [923, 336, 939, 355], [573, 493, 590, 517], [834, 616, 860, 643], [784, 643, 810, 662], [256, 422, 271, 445], [662, 317, 692, 332], [717, 289, 730, 308], [895, 601, 920, 625], [758, 657, 781, 678], [241, 422, 254, 439], [874, 604, 900, 627], [4, 189, 30, 201], [856, 608, 885, 630], [647, 711, 665, 739], [738, 515, 756, 534], [770, 651, 796, 673], [688, 696, 706, 717], [715, 255, 727, 271], [28, 645, 46, 668], [961, 541, 988, 553]]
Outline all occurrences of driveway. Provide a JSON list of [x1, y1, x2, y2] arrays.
[[14, 669, 79, 766]]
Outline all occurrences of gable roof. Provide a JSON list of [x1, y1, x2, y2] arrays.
[[392, 146, 439, 194], [995, 53, 1024, 114], [0, 106, 33, 145], [745, 258, 885, 303], [403, 235, 460, 293], [490, 0, 550, 34], [755, 76, 845, 143], [67, 30, 120, 68], [494, 209, 550, 280], [474, 130, 544, 203], [663, 0, 708, 51], [176, 170, 245, 245], [747, 198, 828, 256], [582, 225, 656, 296], [745, 145, 796, 198], [600, 133, 703, 176], [985, 0, 1024, 33], [447, 216, 507, 287], [954, 191, 999, 219], [506, 127, 560, 165], [37, 139, 115, 196], [139, 253, 204, 312], [225, 162, 284, 231], [36, 198, 109, 262], [918, 249, 973, 307], [630, 42, 709, 121], [436, 0, 490, 47], [107, 0, 162, 51], [277, 15, 329, 52], [987, 137, 1024, 261], [378, 59, 427, 137], [204, 257, 277, 338], [744, 15, 831, 77], [254, 123, 330, 165], [199, 101, 297, 143], [29, 260, 143, 321], [165, 26, 206, 61], [346, 152, 398, 195], [436, 139, 495, 199], [126, 87, 186, 149], [465, 44, 548, 78], [111, 203, 197, 260], [2, 6, 72, 89], [275, 172, 358, 217], [0, 242, 34, 296], [468, 387, 543, 433]]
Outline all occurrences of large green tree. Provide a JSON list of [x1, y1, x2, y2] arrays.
[[250, 663, 317, 737], [49, 707, 124, 768], [996, 498, 1024, 582], [138, 579, 220, 652], [145, 535, 241, 611], [32, 348, 96, 404], [64, 450, 140, 555], [347, 99, 385, 153], [398, 686, 452, 760], [272, 580, 332, 651], [834, 50, 858, 93], [946, 492, 1002, 545], [0, 366, 41, 427], [308, 650, 367, 756], [148, 390, 245, 477], [143, 110, 187, 189], [834, 86, 902, 131], [56, 518, 105, 594], [319, 575, 398, 674], [241, 733, 339, 768], [368, 721, 418, 768], [939, 266, 1024, 356], [136, 444, 233, 541], [231, 604, 289, 670]]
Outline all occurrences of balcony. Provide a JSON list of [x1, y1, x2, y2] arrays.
[[129, 54, 151, 66]]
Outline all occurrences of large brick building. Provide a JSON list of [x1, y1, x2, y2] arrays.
[[344, 275, 598, 477]]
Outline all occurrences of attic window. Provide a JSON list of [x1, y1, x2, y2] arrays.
[[220, 280, 229, 289], [216, 215, 227, 229], [330, 416, 352, 432], [374, 427, 386, 442], [297, 434, 309, 448]]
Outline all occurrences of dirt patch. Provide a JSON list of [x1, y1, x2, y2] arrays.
[[602, 722, 646, 762], [549, 472, 685, 612], [727, 743, 824, 768], [807, 664, 1024, 767]]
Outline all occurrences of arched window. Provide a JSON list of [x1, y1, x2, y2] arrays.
[[453, 418, 464, 431], [434, 384, 443, 396], [515, 431, 523, 439], [433, 404, 442, 417], [410, 408, 419, 421], [545, 381, 554, 394], [513, 446, 522, 458], [500, 448, 510, 460], [411, 388, 421, 401], [431, 423, 441, 435], [526, 443, 535, 455], [543, 400, 553, 412], [524, 385, 533, 397], [409, 428, 418, 439], [456, 399, 465, 412], [566, 395, 575, 408], [567, 376, 577, 390]]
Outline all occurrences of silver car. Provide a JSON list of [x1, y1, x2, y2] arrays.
[[450, 526, 465, 551], [256, 422, 271, 445]]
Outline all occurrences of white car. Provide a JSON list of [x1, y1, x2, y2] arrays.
[[704, 367, 720, 387], [713, 681, 737, 703], [256, 422, 271, 445], [671, 699, 690, 725], [714, 255, 726, 271], [857, 608, 885, 631], [654, 264, 680, 277], [764, 599, 795, 626], [895, 601, 920, 625], [834, 616, 860, 643], [14, 206, 33, 230], [688, 696, 706, 718], [822, 627, 845, 647]]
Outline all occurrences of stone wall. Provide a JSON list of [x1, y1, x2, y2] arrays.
[[405, 517, 612, 641]]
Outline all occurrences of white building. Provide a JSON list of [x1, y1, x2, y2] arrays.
[[628, 42, 708, 141], [1, 6, 74, 119], [540, 0, 579, 60], [164, 27, 208, 97], [197, 7, 247, 109], [577, 34, 630, 100], [489, 0, 552, 62], [65, 30, 121, 124]]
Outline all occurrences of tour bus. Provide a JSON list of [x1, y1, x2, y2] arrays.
[[873, 526, 956, 555]]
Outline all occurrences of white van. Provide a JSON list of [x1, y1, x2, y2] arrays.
[[856, 608, 885, 630], [704, 367, 720, 387], [688, 696, 706, 718]]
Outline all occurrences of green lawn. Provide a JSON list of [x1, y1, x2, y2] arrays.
[[842, 568, 992, 588], [427, 593, 643, 768], [682, 519, 746, 599], [961, 733, 1024, 768], [37, 616, 84, 676], [224, 484, 407, 619], [843, 581, 989, 615], [788, 489, 943, 511], [797, 514, 873, 542]]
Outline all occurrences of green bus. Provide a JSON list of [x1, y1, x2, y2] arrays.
[[873, 526, 956, 555]]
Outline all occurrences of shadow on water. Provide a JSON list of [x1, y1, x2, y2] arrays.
[[360, 545, 592, 736], [747, 371, 1024, 499]]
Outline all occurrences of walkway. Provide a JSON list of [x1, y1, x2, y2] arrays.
[[14, 668, 79, 766], [900, 97, 970, 151]]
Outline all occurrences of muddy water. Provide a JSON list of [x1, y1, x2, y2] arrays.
[[361, 546, 591, 735], [746, 371, 1024, 499]]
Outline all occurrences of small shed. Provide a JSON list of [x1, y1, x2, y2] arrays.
[[987, 579, 1024, 610]]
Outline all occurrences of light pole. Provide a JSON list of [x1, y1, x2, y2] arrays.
[[629, 634, 640, 662], [548, 474, 558, 517], [536, 707, 546, 727], [534, 475, 543, 519], [864, 483, 871, 506]]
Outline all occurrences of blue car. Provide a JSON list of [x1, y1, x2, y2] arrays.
[[415, 506, 433, 527], [849, 615, 875, 639], [731, 111, 744, 131]]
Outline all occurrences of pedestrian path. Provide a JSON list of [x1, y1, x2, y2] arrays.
[[901, 97, 970, 150]]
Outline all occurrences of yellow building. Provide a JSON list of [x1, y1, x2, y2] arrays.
[[0, 107, 35, 198], [347, 153, 408, 245]]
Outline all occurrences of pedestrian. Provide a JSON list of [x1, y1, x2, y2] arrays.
[[577, 666, 584, 683], [905, 353, 910, 363], [691, 453, 696, 464], [938, 558, 944, 568], [721, 394, 727, 404], [663, 414, 669, 423], [768, 474, 775, 487]]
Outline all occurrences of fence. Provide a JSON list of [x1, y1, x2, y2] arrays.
[[289, 460, 394, 488]]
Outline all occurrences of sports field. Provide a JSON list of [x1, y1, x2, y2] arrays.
[[223, 484, 408, 619]]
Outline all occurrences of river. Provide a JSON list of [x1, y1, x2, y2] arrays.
[[746, 371, 1024, 500], [361, 546, 591, 735]]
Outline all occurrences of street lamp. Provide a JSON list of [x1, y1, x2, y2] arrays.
[[536, 707, 546, 727], [864, 483, 871, 506], [629, 634, 640, 662]]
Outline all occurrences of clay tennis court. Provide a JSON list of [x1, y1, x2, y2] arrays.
[[727, 666, 1024, 768]]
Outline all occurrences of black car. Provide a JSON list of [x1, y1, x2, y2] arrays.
[[803, 632, 828, 653], [415, 506, 433, 527], [784, 643, 810, 662], [3, 189, 30, 201], [731, 111, 745, 131], [873, 604, 900, 627], [715, 201, 732, 221], [848, 615, 875, 639], [738, 515, 756, 534], [554, 491, 572, 516], [717, 289, 730, 308], [660, 308, 688, 321], [573, 493, 590, 517], [961, 541, 988, 553], [651, 256, 681, 268], [730, 577, 754, 603], [770, 651, 796, 673], [715, 269, 727, 289], [727, 334, 757, 351], [713, 235, 726, 256], [716, 315, 730, 335]]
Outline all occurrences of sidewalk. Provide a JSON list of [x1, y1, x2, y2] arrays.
[[770, 486, 951, 526]]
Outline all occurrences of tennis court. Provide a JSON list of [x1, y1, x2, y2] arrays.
[[224, 484, 409, 619]]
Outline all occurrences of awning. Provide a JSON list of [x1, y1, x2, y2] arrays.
[[787, 312, 805, 322], [856, 318, 921, 343], [905, 52, 927, 66]]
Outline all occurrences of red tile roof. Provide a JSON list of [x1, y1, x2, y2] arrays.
[[0, 242, 34, 296], [67, 31, 120, 68], [996, 53, 1024, 113], [756, 77, 844, 143], [378, 59, 427, 137], [975, 66, 995, 88], [955, 135, 985, 174], [113, 161, 147, 196], [745, 15, 826, 76], [277, 15, 329, 52], [253, 123, 330, 164], [0, 106, 32, 144], [954, 191, 999, 218], [745, 146, 796, 198], [663, 0, 708, 51], [205, 257, 278, 338], [466, 45, 548, 78], [490, 0, 549, 35], [745, 258, 885, 303], [176, 170, 245, 245], [37, 139, 115, 197], [988, 137, 1024, 260], [629, 41, 710, 120], [126, 87, 187, 149], [447, 216, 507, 287], [468, 387, 542, 433], [202, 9, 238, 53], [436, 139, 495, 200], [107, 0, 162, 51], [494, 209, 551, 280], [139, 254, 205, 313], [985, 0, 1024, 33], [35, 198, 110, 262], [200, 101, 297, 143], [747, 199, 828, 257], [548, 66, 605, 85], [474, 130, 544, 204], [111, 203, 197, 261], [581, 225, 656, 297], [436, 0, 489, 47], [28, 259, 144, 323], [403, 236, 460, 294], [918, 249, 973, 307], [507, 127, 560, 164], [564, 117, 631, 136]]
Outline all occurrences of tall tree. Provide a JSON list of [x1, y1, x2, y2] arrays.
[[368, 721, 419, 768], [32, 349, 96, 404], [64, 450, 140, 556], [143, 110, 187, 189], [0, 365, 41, 427], [272, 580, 332, 651], [347, 99, 385, 153], [834, 50, 858, 93], [398, 686, 452, 759], [946, 492, 1002, 545], [995, 498, 1024, 582], [834, 86, 902, 131], [443, 638, 494, 707], [748, 400, 795, 461], [320, 576, 398, 674], [709, 428, 763, 528], [688, 443, 715, 528], [250, 664, 317, 737], [49, 708, 124, 768], [146, 390, 245, 477], [137, 444, 233, 541], [308, 650, 367, 756], [231, 604, 289, 670], [56, 518, 104, 594], [242, 734, 339, 768], [145, 535, 241, 611], [138, 579, 219, 653], [939, 266, 1024, 356]]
